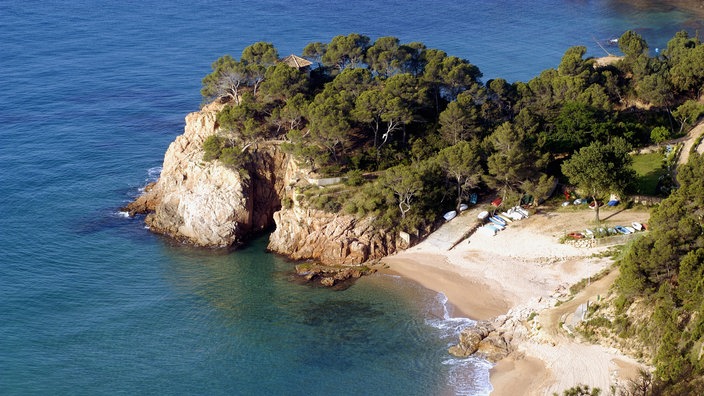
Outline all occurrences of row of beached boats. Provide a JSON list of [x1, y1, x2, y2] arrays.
[[567, 221, 647, 239], [442, 194, 480, 222], [477, 206, 529, 236]]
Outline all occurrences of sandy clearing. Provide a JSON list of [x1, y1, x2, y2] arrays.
[[381, 204, 650, 395]]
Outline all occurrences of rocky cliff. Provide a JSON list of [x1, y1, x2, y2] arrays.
[[268, 204, 402, 265], [125, 101, 287, 247], [125, 101, 401, 264]]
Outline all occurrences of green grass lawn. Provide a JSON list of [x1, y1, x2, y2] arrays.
[[632, 152, 665, 195]]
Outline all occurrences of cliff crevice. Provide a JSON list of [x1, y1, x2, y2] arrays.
[[126, 102, 401, 265]]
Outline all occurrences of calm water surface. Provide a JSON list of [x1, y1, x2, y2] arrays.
[[1, 1, 700, 394]]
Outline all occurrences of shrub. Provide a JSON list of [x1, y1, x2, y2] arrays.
[[650, 126, 671, 145], [345, 169, 365, 186], [219, 146, 246, 169], [281, 196, 293, 209], [203, 135, 224, 161]]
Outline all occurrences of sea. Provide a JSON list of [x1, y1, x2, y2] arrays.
[[1, 1, 701, 395]]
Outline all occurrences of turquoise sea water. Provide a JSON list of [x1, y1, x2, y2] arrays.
[[1, 1, 701, 394]]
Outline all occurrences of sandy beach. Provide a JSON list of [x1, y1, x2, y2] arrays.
[[381, 204, 650, 395]]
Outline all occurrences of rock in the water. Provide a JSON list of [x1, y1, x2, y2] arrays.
[[320, 277, 335, 287], [448, 321, 494, 358], [294, 263, 377, 287], [476, 333, 511, 362], [126, 100, 408, 265]]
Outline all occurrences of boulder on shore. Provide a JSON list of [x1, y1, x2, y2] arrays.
[[295, 263, 377, 287]]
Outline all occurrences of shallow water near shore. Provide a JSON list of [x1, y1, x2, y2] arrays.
[[1, 1, 700, 394]]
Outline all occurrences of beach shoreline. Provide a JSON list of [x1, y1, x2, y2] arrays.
[[381, 205, 650, 395]]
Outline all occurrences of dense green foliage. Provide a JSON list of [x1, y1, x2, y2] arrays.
[[199, 31, 704, 234], [561, 138, 635, 221], [553, 384, 601, 396], [198, 32, 704, 390], [615, 153, 704, 393], [202, 135, 248, 171]]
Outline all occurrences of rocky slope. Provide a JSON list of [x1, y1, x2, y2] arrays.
[[124, 101, 287, 247], [125, 101, 402, 265], [268, 204, 403, 265]]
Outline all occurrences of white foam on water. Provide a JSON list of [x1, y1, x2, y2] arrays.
[[146, 166, 162, 182], [136, 166, 163, 195], [425, 292, 476, 339], [443, 356, 493, 396], [425, 291, 493, 395], [114, 211, 130, 218]]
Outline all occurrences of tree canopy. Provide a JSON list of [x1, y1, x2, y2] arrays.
[[197, 37, 704, 390], [199, 30, 704, 232], [561, 138, 635, 222]]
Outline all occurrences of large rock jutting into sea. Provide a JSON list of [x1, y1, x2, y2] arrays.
[[125, 100, 402, 265], [124, 101, 287, 247]]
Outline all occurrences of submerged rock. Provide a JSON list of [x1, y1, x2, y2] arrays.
[[294, 263, 377, 287]]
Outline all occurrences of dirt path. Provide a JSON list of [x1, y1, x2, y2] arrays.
[[677, 119, 704, 166], [389, 204, 650, 395], [539, 268, 619, 339], [521, 268, 644, 394]]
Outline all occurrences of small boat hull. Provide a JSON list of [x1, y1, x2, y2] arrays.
[[479, 225, 497, 236], [513, 206, 529, 217], [614, 226, 631, 234], [489, 216, 507, 227], [497, 214, 513, 223], [443, 210, 457, 221], [488, 223, 504, 231], [503, 211, 523, 221]]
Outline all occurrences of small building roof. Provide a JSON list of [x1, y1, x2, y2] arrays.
[[281, 54, 313, 69]]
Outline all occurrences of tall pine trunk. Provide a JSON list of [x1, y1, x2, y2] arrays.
[[593, 194, 600, 223]]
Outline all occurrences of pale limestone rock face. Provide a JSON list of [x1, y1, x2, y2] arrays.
[[127, 100, 400, 263], [129, 101, 256, 247], [149, 162, 249, 247]]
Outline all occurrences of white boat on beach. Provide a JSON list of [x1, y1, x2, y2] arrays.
[[479, 225, 497, 236], [477, 211, 489, 220], [632, 222, 643, 231], [503, 211, 523, 221], [513, 206, 529, 217], [497, 213, 513, 223], [488, 223, 504, 231], [443, 210, 457, 221], [489, 215, 507, 227]]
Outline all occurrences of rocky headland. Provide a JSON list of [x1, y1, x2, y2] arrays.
[[124, 101, 403, 271]]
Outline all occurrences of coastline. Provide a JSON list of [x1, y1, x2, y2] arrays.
[[381, 254, 511, 321], [381, 205, 650, 395]]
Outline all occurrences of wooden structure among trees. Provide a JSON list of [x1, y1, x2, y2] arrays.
[[280, 54, 312, 70]]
